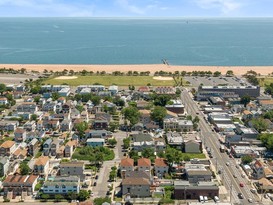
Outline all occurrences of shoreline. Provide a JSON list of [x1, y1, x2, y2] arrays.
[[1, 64, 273, 75]]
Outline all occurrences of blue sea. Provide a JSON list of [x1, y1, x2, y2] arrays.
[[0, 18, 273, 66]]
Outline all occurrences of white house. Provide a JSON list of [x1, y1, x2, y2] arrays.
[[0, 97, 8, 105], [42, 176, 80, 195]]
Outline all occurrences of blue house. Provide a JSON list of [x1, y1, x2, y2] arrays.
[[86, 138, 105, 147]]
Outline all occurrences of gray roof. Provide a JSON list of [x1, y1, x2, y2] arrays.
[[131, 133, 153, 142]]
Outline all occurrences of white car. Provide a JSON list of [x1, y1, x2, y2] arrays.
[[226, 162, 230, 166]]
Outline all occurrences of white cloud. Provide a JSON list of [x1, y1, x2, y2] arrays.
[[195, 0, 242, 14]]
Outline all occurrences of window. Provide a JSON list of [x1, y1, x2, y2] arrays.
[[62, 185, 66, 188], [55, 185, 59, 188]]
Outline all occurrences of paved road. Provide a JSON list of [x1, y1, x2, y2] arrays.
[[180, 88, 261, 205], [92, 131, 127, 198]]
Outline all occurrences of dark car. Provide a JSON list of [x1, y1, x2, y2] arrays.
[[238, 193, 244, 199], [95, 175, 99, 179], [93, 182, 97, 186]]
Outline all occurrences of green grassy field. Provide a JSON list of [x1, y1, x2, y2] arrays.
[[258, 77, 273, 86], [44, 75, 175, 86]]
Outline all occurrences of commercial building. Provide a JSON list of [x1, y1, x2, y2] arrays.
[[197, 85, 260, 99]]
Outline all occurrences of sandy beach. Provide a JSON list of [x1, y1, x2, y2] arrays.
[[1, 64, 273, 76]]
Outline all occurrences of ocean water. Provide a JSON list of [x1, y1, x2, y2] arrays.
[[0, 18, 273, 66]]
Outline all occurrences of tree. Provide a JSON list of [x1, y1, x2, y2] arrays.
[[76, 105, 84, 113], [40, 194, 50, 201], [123, 137, 130, 149], [78, 190, 89, 201], [240, 95, 251, 107], [54, 194, 63, 202], [108, 138, 117, 147], [251, 118, 269, 133], [31, 114, 38, 121], [122, 106, 140, 127], [226, 70, 234, 76], [67, 191, 78, 201], [141, 148, 155, 158], [52, 92, 60, 101], [34, 96, 41, 104], [193, 116, 200, 124], [109, 122, 119, 132], [241, 155, 253, 164], [0, 83, 6, 95], [74, 121, 89, 138], [94, 197, 111, 205], [151, 106, 167, 126], [20, 162, 30, 175], [152, 94, 172, 107], [259, 133, 273, 150], [213, 71, 221, 77], [30, 86, 41, 94]]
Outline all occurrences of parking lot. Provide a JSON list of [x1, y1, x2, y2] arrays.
[[184, 76, 249, 87]]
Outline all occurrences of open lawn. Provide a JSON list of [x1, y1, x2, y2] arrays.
[[44, 75, 175, 86], [258, 77, 273, 86], [181, 153, 206, 159]]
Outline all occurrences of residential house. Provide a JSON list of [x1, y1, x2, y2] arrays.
[[259, 99, 273, 110], [28, 138, 39, 157], [16, 102, 37, 113], [26, 131, 45, 141], [2, 175, 39, 196], [0, 140, 16, 156], [183, 133, 202, 153], [139, 110, 151, 124], [64, 140, 77, 157], [109, 85, 119, 96], [57, 97, 66, 104], [242, 110, 253, 121], [85, 129, 112, 139], [138, 158, 151, 175], [51, 138, 60, 156], [246, 103, 258, 111], [154, 158, 168, 178], [155, 86, 176, 95], [120, 158, 134, 179], [56, 145, 65, 158], [133, 141, 154, 151], [42, 176, 80, 195], [42, 102, 57, 112], [33, 156, 49, 177], [62, 103, 71, 113], [12, 147, 28, 160], [60, 161, 85, 181], [252, 160, 273, 180], [93, 119, 109, 130], [43, 138, 52, 156], [122, 171, 151, 197], [81, 111, 89, 122], [0, 97, 8, 105], [0, 157, 9, 177], [0, 121, 18, 131], [14, 128, 27, 142], [185, 164, 212, 183], [60, 119, 72, 132], [23, 120, 36, 131], [95, 112, 111, 122], [86, 138, 105, 147], [136, 100, 149, 110]]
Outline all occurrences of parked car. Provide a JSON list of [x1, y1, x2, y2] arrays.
[[238, 193, 244, 199], [248, 198, 253, 203], [93, 182, 97, 186], [239, 182, 244, 187]]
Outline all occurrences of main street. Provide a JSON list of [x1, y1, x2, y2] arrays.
[[180, 88, 261, 204]]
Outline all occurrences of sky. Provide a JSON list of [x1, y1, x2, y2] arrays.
[[0, 0, 272, 17]]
